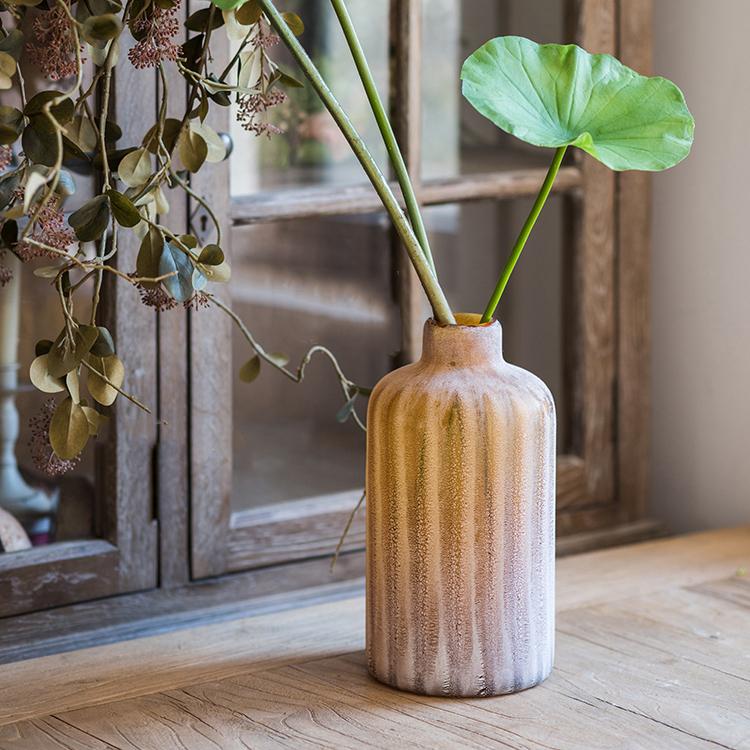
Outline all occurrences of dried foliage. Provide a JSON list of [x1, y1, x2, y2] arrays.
[[0, 0, 365, 473]]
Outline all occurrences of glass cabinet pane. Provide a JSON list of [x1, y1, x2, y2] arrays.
[[425, 197, 567, 450], [230, 0, 389, 197], [230, 214, 399, 512], [421, 0, 567, 179], [0, 262, 98, 551]]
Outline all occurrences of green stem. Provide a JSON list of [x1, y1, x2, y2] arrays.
[[481, 146, 567, 323], [329, 0, 435, 273], [258, 0, 455, 325]]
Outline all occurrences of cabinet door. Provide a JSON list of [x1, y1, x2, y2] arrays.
[[190, 0, 655, 581], [0, 59, 160, 617]]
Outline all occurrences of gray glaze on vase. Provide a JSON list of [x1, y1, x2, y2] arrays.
[[366, 316, 556, 697]]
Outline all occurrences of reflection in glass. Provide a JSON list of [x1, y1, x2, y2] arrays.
[[425, 197, 567, 449], [230, 0, 388, 196], [230, 214, 399, 513], [422, 0, 566, 179], [0, 262, 98, 551]]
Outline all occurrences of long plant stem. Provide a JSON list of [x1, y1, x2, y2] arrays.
[[258, 0, 455, 325], [481, 146, 567, 323], [329, 0, 435, 273]]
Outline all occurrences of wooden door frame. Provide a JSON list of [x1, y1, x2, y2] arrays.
[[189, 0, 657, 580], [0, 56, 160, 618]]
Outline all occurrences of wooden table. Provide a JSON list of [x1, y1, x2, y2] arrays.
[[0, 527, 748, 749]]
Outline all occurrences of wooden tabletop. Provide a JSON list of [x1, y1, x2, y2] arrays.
[[0, 527, 748, 749]]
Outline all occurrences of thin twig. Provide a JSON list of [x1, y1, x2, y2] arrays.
[[330, 490, 365, 571], [208, 294, 367, 432]]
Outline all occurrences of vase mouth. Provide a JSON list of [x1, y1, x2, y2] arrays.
[[422, 314, 503, 365], [428, 313, 499, 329]]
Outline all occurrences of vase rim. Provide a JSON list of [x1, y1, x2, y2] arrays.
[[428, 313, 499, 329]]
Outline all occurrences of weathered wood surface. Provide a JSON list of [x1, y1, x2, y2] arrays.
[[567, 0, 617, 506], [231, 166, 582, 226], [188, 0, 233, 580], [617, 0, 653, 521], [391, 0, 426, 365], [0, 527, 747, 748]]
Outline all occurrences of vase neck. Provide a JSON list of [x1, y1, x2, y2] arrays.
[[420, 316, 504, 367]]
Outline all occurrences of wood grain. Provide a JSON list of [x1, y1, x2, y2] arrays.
[[4, 538, 748, 748], [0, 527, 746, 737], [230, 167, 582, 226], [188, 1, 233, 580], [568, 0, 617, 505], [617, 0, 653, 521], [391, 0, 426, 365], [155, 0, 191, 587], [227, 490, 366, 571], [100, 45, 160, 592]]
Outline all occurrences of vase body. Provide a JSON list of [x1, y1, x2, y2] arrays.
[[365, 316, 556, 697]]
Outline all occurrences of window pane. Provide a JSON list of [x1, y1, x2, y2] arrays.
[[424, 198, 568, 450], [422, 0, 567, 179], [230, 0, 389, 197], [1, 262, 98, 551], [230, 214, 398, 513]]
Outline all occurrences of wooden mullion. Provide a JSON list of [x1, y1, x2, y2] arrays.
[[616, 0, 652, 521], [188, 5, 232, 579], [100, 44, 159, 592], [568, 0, 617, 505], [156, 0, 191, 587], [390, 0, 426, 364], [231, 166, 582, 226]]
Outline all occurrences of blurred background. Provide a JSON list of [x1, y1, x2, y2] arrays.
[[650, 0, 749, 532]]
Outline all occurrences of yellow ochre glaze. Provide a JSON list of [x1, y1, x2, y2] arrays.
[[366, 318, 556, 697]]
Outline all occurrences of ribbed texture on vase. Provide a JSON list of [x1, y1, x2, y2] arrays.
[[366, 318, 556, 697]]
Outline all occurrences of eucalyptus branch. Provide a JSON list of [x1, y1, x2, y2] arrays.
[[21, 18, 85, 241], [330, 489, 365, 571], [22, 239, 176, 286], [208, 294, 367, 432], [258, 0, 454, 325]]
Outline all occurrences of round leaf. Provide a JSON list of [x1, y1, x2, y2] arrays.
[[47, 326, 99, 378], [81, 405, 106, 436], [239, 355, 260, 383], [49, 397, 89, 460], [90, 326, 115, 357], [267, 353, 289, 368], [117, 147, 152, 188], [68, 195, 111, 242], [177, 127, 208, 173], [29, 355, 65, 394], [199, 259, 231, 283], [86, 354, 124, 406], [82, 13, 122, 44], [159, 242, 195, 302], [197, 244, 224, 266], [282, 11, 304, 36], [0, 105, 23, 145], [235, 1, 262, 25], [66, 369, 81, 404], [106, 189, 141, 227], [190, 122, 226, 162], [460, 36, 694, 171], [137, 226, 164, 284]]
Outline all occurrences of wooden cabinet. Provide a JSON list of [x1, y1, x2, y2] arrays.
[[0, 0, 657, 659]]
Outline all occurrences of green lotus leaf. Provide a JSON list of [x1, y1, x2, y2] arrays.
[[461, 36, 694, 171]]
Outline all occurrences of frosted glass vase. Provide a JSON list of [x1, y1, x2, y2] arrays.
[[366, 314, 556, 696]]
